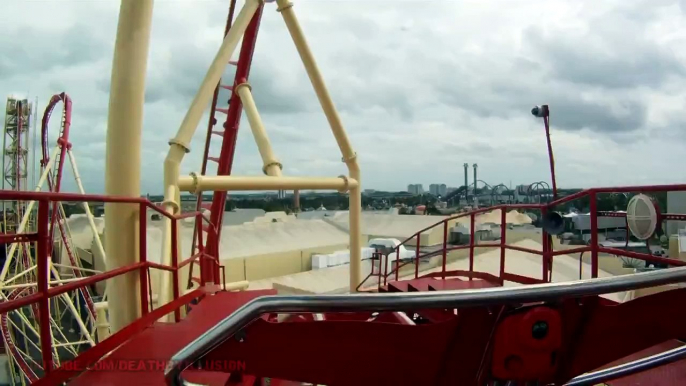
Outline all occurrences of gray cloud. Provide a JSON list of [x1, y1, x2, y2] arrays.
[[523, 26, 684, 90], [0, 24, 105, 79]]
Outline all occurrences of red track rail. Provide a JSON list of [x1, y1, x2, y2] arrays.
[[191, 0, 265, 286], [40, 93, 96, 320], [1, 94, 98, 383]]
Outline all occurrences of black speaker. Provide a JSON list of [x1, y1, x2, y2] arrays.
[[531, 104, 549, 118], [542, 211, 565, 235]]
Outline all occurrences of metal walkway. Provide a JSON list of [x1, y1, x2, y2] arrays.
[[70, 290, 276, 386]]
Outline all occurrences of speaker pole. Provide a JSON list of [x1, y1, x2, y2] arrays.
[[531, 105, 558, 200]]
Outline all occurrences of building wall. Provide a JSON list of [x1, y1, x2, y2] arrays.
[[154, 243, 346, 286], [233, 243, 350, 282], [667, 191, 686, 236], [571, 215, 626, 231], [144, 242, 349, 297]]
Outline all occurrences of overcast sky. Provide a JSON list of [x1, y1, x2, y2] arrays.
[[2, 0, 686, 195]]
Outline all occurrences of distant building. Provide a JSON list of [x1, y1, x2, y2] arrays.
[[514, 184, 531, 203], [516, 184, 530, 194], [277, 190, 286, 199], [667, 191, 686, 236], [429, 183, 447, 196], [407, 184, 424, 195]]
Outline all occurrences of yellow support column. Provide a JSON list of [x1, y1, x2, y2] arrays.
[[104, 0, 154, 332]]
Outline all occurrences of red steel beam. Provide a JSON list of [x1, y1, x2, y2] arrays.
[[36, 200, 53, 374], [542, 112, 558, 199], [204, 5, 265, 284], [191, 0, 238, 258]]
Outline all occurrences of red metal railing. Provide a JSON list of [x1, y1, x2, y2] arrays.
[[359, 185, 686, 291], [0, 190, 220, 379]]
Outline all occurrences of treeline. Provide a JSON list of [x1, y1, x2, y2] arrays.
[[61, 190, 668, 216], [226, 191, 668, 214], [226, 193, 438, 212]]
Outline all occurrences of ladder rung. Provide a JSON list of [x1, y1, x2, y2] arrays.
[[220, 84, 233, 91], [228, 60, 238, 66], [208, 157, 220, 163], [211, 130, 224, 137], [216, 108, 229, 115]]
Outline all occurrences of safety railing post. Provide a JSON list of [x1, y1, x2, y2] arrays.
[[212, 226, 220, 286], [383, 250, 389, 286], [546, 231, 554, 283], [442, 221, 448, 280], [195, 213, 206, 290], [394, 248, 400, 282], [139, 203, 149, 316], [469, 212, 475, 279], [199, 227, 208, 287], [500, 207, 506, 279], [171, 219, 181, 322], [541, 207, 549, 282], [36, 199, 53, 373], [414, 233, 420, 279], [377, 252, 383, 291], [196, 214, 205, 255], [590, 191, 599, 278]]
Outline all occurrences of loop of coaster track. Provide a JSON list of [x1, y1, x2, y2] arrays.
[[0, 93, 97, 383]]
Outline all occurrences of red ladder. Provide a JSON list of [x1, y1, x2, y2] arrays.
[[190, 0, 265, 286]]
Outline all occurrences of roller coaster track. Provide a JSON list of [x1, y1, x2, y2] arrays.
[[0, 93, 96, 383], [41, 93, 95, 320], [190, 0, 264, 285]]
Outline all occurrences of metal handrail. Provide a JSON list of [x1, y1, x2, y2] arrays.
[[164, 266, 686, 385], [566, 344, 686, 385]]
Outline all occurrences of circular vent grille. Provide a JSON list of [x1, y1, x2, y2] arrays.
[[626, 194, 659, 240]]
